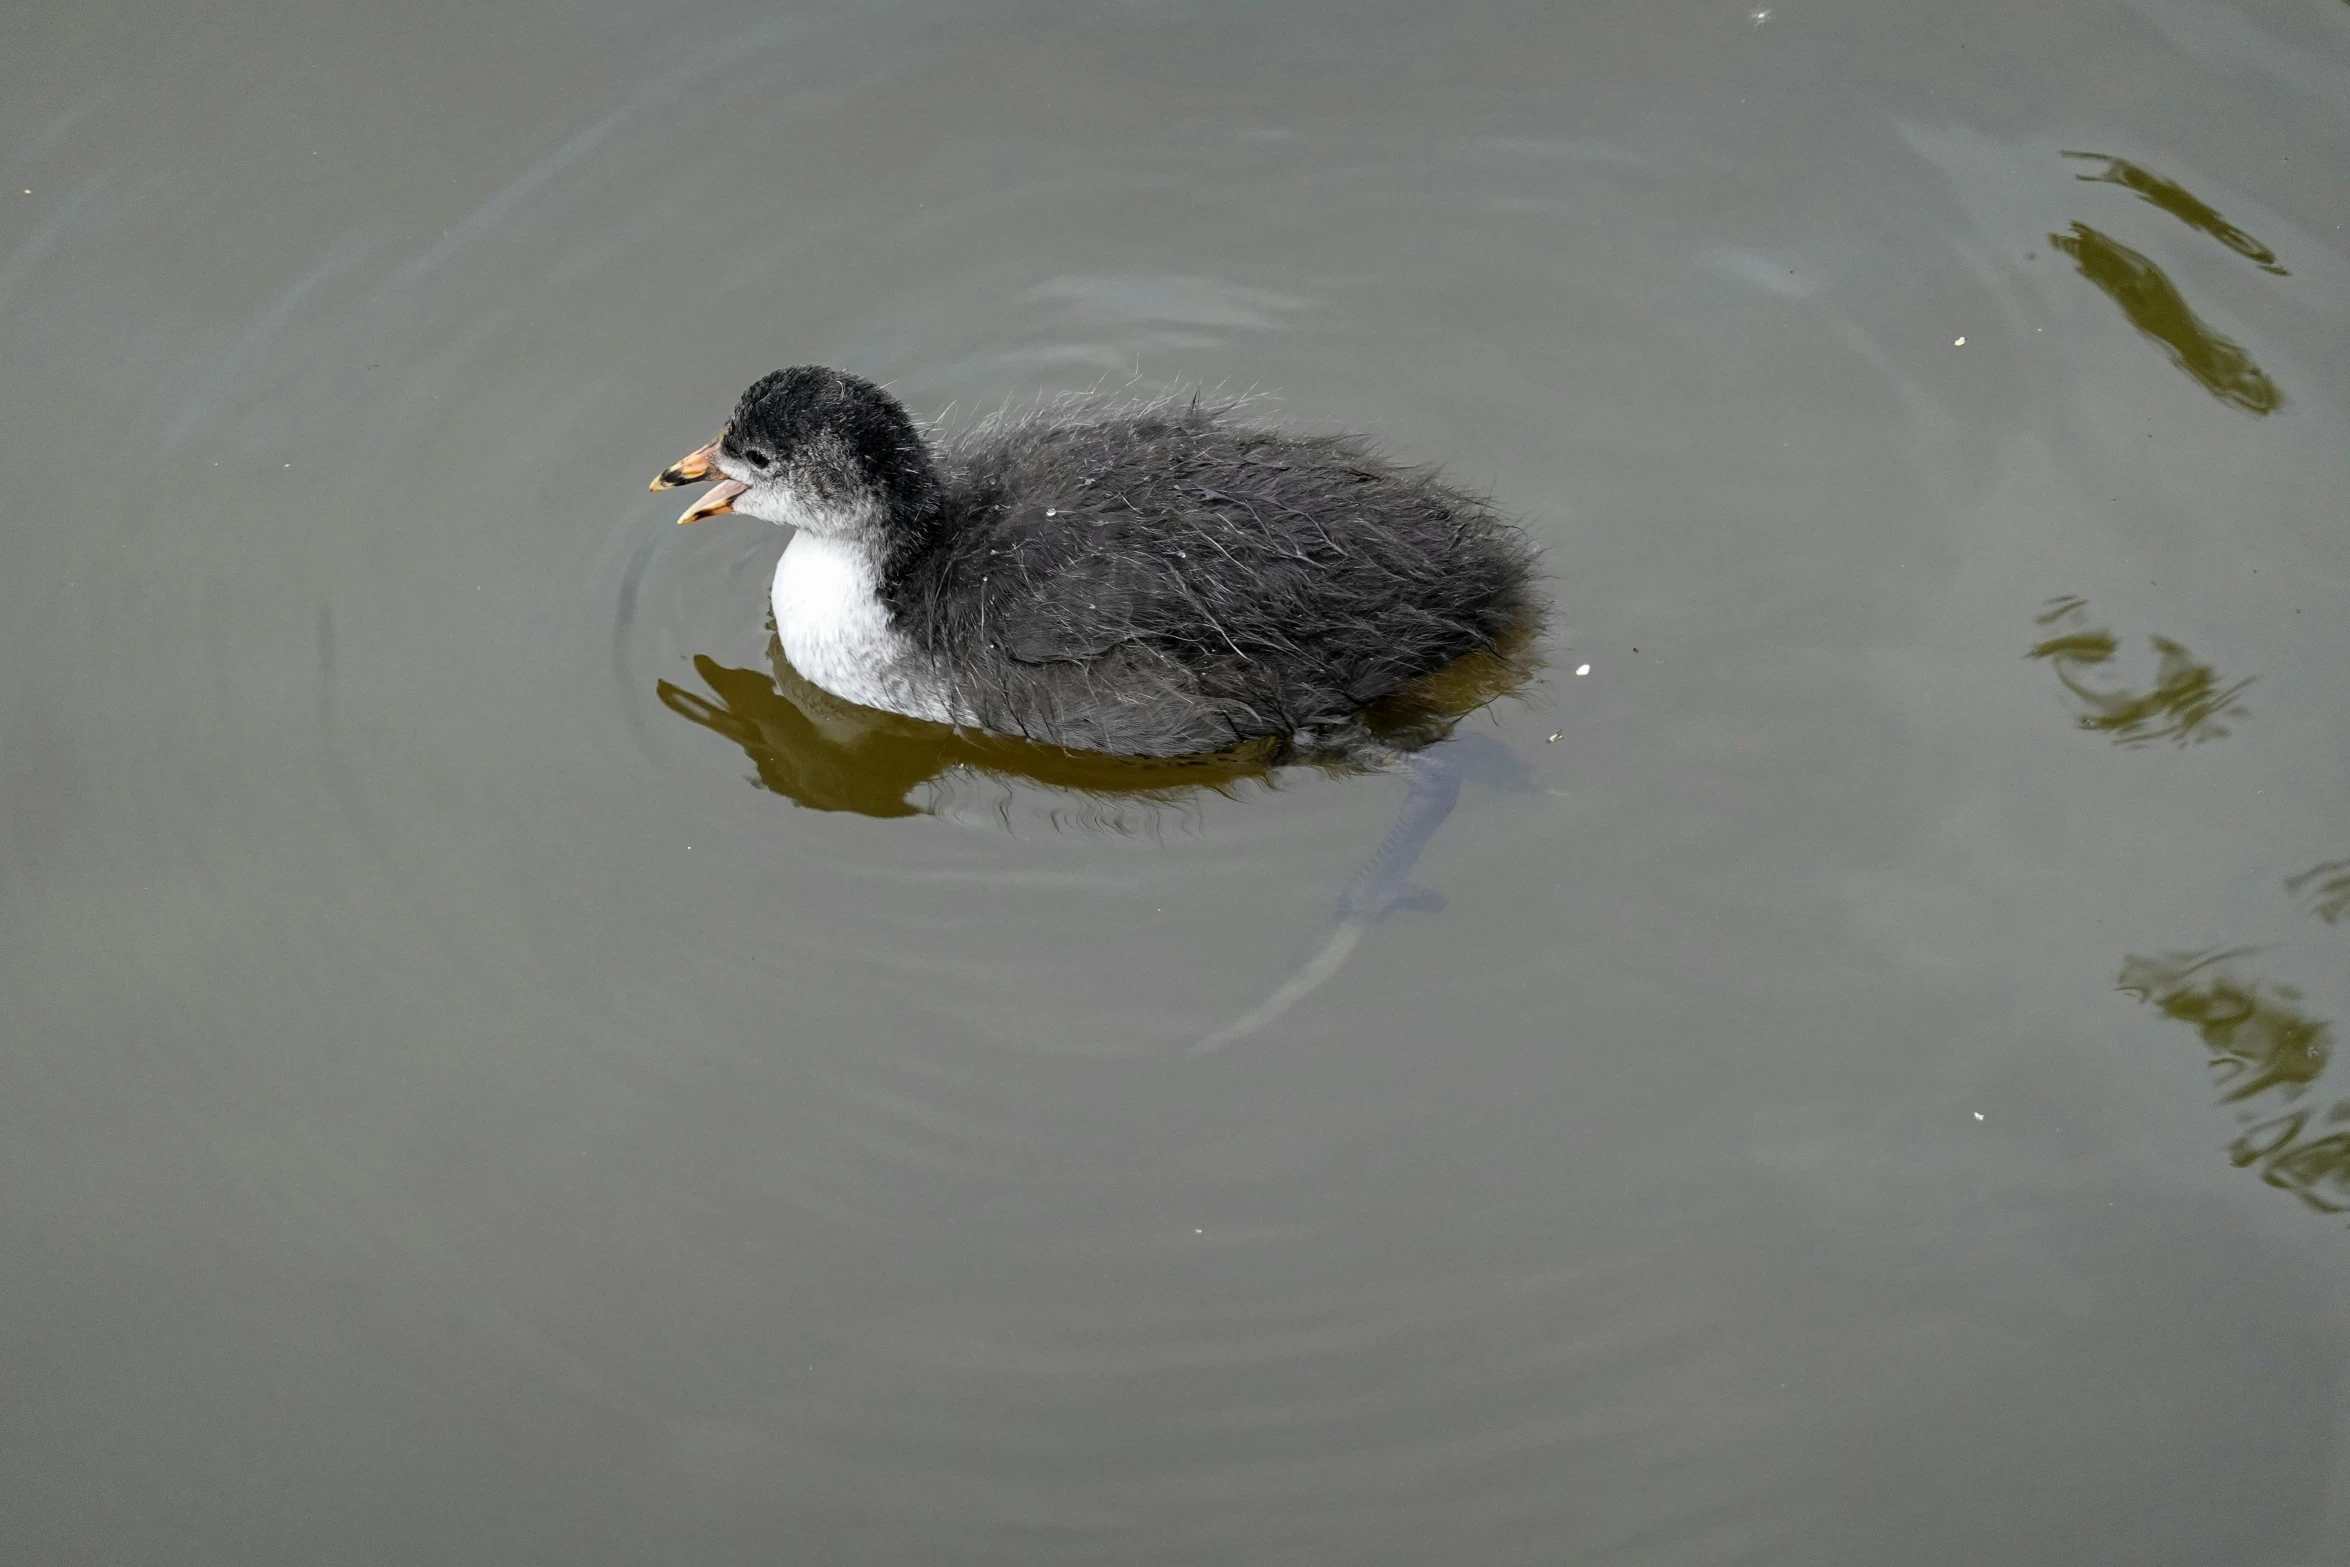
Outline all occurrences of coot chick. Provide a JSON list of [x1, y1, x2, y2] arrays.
[[651, 367, 1541, 758]]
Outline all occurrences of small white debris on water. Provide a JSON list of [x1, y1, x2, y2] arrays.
[[1045, 508, 1056, 516], [1954, 336, 1966, 346], [1575, 663, 1590, 676], [1547, 732, 1561, 743], [1973, 1112, 1984, 1121]]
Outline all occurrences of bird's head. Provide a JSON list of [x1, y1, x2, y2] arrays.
[[651, 366, 937, 543]]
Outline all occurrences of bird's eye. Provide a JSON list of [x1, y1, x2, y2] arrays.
[[743, 448, 773, 470]]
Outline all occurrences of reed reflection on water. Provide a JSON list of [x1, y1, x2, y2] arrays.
[[2120, 950, 2350, 1218], [2287, 859, 2350, 927], [2044, 571, 2349, 1218], [2062, 151, 2289, 276], [2027, 596, 2254, 748], [2047, 222, 2283, 415]]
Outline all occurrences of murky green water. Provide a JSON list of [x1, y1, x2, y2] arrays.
[[7, 2, 2350, 1562]]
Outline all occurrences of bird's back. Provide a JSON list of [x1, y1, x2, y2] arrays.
[[882, 397, 1540, 756]]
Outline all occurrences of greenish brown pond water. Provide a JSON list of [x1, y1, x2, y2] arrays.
[[7, 2, 2350, 1563]]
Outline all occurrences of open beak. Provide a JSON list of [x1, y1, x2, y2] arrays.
[[649, 437, 747, 524], [650, 438, 718, 490], [673, 479, 747, 525]]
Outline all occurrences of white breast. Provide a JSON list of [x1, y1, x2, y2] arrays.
[[770, 533, 958, 722]]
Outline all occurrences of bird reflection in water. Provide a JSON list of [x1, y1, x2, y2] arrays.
[[2027, 596, 2253, 747], [2119, 950, 2350, 1216], [2062, 151, 2289, 275], [658, 646, 1277, 822], [2047, 222, 2282, 414], [659, 637, 1539, 1047], [2286, 859, 2350, 926]]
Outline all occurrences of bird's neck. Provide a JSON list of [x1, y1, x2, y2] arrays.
[[871, 468, 949, 587]]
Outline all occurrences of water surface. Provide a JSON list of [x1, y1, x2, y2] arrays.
[[7, 2, 2350, 1562]]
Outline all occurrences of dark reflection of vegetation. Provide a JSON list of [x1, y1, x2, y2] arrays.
[[657, 636, 1534, 821], [2063, 151, 2288, 274], [2027, 596, 2253, 747], [2120, 950, 2350, 1215], [2287, 859, 2350, 925], [2119, 950, 2329, 1101], [2047, 222, 2282, 414]]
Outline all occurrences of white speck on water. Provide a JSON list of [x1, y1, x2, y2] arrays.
[[1194, 1228, 1203, 1234], [1575, 663, 1590, 676], [1547, 732, 1561, 742], [1954, 336, 1966, 346], [1045, 508, 1056, 516], [1973, 1112, 1985, 1121]]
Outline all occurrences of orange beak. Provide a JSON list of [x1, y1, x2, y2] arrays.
[[649, 437, 747, 524]]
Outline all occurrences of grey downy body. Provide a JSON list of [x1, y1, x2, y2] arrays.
[[653, 367, 1542, 759]]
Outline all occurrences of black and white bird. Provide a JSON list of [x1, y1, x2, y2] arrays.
[[651, 367, 1541, 758]]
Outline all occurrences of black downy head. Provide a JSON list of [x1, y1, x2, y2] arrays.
[[653, 367, 939, 546]]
